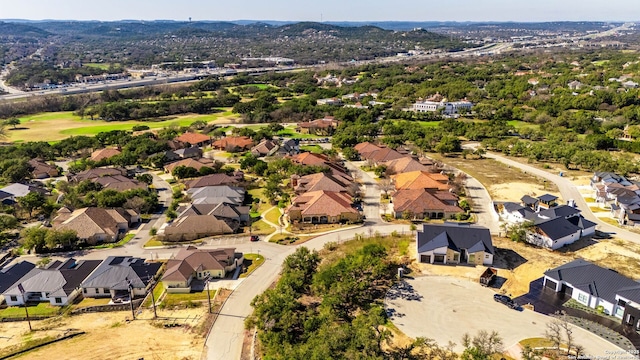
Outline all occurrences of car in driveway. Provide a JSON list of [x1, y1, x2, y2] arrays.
[[493, 294, 518, 309], [250, 235, 260, 242]]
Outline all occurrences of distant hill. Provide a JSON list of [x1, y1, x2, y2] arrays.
[[0, 22, 50, 37]]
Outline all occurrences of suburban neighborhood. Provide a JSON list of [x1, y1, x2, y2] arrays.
[[2, 13, 640, 360]]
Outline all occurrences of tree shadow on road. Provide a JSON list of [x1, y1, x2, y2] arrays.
[[386, 280, 423, 302]]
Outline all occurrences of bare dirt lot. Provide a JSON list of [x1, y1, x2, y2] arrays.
[[0, 308, 207, 360], [429, 156, 560, 200], [490, 181, 561, 202]]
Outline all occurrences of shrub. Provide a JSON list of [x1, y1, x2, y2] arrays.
[[149, 227, 157, 236]]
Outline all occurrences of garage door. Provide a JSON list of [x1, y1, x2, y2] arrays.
[[434, 255, 446, 263], [420, 255, 431, 263], [545, 279, 558, 290], [561, 284, 573, 296]]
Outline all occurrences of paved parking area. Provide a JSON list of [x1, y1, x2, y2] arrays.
[[385, 276, 621, 355]]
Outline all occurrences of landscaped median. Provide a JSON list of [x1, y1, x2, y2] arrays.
[[240, 254, 265, 278]]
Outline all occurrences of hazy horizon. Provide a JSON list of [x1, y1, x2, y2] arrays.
[[1, 0, 639, 23]]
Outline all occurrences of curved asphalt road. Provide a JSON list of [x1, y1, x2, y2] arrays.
[[482, 151, 640, 244]]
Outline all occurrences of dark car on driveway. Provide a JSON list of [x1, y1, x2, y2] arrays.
[[493, 294, 518, 309], [250, 235, 260, 242]]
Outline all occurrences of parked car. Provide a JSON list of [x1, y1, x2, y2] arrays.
[[250, 235, 260, 242], [493, 294, 517, 309]]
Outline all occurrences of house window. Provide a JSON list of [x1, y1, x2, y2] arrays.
[[83, 288, 87, 294], [10, 295, 17, 302], [468, 254, 475, 263], [453, 254, 460, 262], [103, 288, 109, 294], [55, 297, 62, 304], [578, 293, 589, 304]]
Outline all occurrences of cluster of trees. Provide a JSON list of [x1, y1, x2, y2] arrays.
[[81, 93, 240, 121], [248, 242, 513, 360], [57, 180, 158, 214], [247, 245, 398, 359], [20, 227, 78, 254]]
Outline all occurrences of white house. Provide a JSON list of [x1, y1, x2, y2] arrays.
[[412, 100, 473, 115], [544, 259, 640, 328], [526, 217, 581, 250]]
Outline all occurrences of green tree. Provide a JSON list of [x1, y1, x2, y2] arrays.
[[4, 117, 20, 129], [20, 227, 48, 253], [17, 192, 46, 217]]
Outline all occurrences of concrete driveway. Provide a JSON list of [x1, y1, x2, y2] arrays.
[[385, 276, 622, 355]]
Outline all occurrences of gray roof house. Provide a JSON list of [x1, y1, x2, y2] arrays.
[[543, 259, 640, 325], [416, 222, 494, 266], [3, 259, 101, 306], [0, 261, 36, 304], [187, 186, 246, 206], [0, 183, 48, 203], [81, 256, 161, 299]]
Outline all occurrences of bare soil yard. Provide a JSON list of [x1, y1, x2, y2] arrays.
[[429, 156, 559, 200], [411, 236, 640, 299], [0, 308, 206, 360]]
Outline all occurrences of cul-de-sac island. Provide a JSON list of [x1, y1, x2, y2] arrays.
[[2, 6, 640, 360]]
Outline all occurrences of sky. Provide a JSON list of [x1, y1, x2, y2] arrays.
[[0, 0, 638, 22]]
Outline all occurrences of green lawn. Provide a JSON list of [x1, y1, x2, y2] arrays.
[[277, 126, 324, 139], [90, 233, 135, 249], [240, 254, 265, 278], [74, 297, 112, 307], [162, 289, 216, 308], [60, 118, 197, 136], [0, 303, 61, 318], [9, 109, 239, 142], [83, 62, 119, 70], [300, 145, 324, 154], [144, 281, 165, 307], [238, 83, 273, 90], [264, 207, 281, 225], [249, 219, 275, 235], [507, 120, 540, 130]]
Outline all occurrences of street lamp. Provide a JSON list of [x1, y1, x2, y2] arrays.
[[126, 278, 135, 320]]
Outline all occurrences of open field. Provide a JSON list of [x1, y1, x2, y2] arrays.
[[83, 63, 119, 70], [8, 110, 241, 142], [0, 309, 206, 360], [429, 155, 559, 200]]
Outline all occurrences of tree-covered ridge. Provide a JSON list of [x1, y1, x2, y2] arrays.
[[0, 20, 469, 69], [247, 239, 459, 360]]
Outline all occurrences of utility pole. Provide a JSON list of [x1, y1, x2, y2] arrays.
[[150, 281, 158, 319], [205, 275, 212, 314], [18, 284, 32, 332], [127, 279, 135, 320]]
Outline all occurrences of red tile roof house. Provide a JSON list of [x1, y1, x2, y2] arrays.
[[296, 116, 339, 135], [212, 136, 254, 152], [90, 147, 122, 162], [161, 247, 243, 293], [287, 190, 361, 224], [28, 159, 59, 179], [392, 189, 463, 220], [175, 132, 213, 148], [290, 172, 350, 194], [163, 158, 214, 174]]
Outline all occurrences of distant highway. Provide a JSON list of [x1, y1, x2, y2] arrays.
[[0, 23, 634, 101]]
